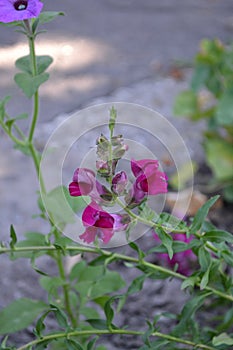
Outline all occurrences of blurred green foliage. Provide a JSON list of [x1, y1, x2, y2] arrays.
[[174, 39, 233, 201]]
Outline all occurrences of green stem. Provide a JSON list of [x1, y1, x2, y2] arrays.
[[28, 32, 39, 142], [2, 245, 233, 302], [16, 328, 217, 350], [5, 112, 26, 141], [53, 229, 78, 328], [118, 199, 220, 256], [20, 21, 76, 327], [116, 197, 187, 233], [0, 120, 26, 146], [29, 91, 39, 142]]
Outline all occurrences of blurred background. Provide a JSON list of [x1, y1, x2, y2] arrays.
[[0, 0, 232, 119]]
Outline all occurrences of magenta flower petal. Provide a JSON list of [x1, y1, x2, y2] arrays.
[[0, 0, 43, 23], [136, 171, 168, 195], [69, 181, 82, 196], [69, 168, 96, 197], [80, 226, 114, 244], [80, 202, 115, 244], [131, 182, 146, 204], [82, 202, 114, 229], [79, 227, 97, 244], [80, 202, 130, 244], [131, 159, 159, 177], [111, 213, 131, 232], [129, 159, 168, 204]]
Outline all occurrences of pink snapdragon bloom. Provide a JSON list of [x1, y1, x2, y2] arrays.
[[130, 159, 168, 204], [80, 201, 130, 244], [0, 0, 43, 23], [69, 168, 96, 197], [153, 232, 196, 276], [69, 168, 111, 202]]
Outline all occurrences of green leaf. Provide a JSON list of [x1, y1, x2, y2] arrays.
[[139, 340, 170, 350], [93, 296, 110, 309], [202, 230, 233, 244], [156, 227, 173, 259], [9, 225, 17, 249], [223, 184, 233, 202], [155, 212, 188, 233], [138, 202, 157, 221], [191, 64, 210, 91], [0, 96, 11, 121], [221, 250, 233, 267], [87, 337, 98, 350], [43, 186, 89, 227], [34, 310, 52, 338], [104, 295, 122, 329], [181, 275, 199, 290], [15, 55, 53, 75], [34, 339, 52, 350], [190, 195, 219, 234], [0, 299, 47, 335], [14, 72, 49, 98], [86, 319, 107, 330], [39, 11, 65, 25], [36, 56, 53, 75], [80, 307, 99, 319], [11, 232, 49, 260], [129, 242, 145, 261], [39, 276, 65, 293], [64, 339, 84, 350], [205, 138, 233, 181], [200, 263, 211, 290], [89, 271, 125, 300], [50, 304, 69, 329], [216, 89, 233, 126], [65, 339, 84, 350], [212, 333, 233, 346], [198, 246, 211, 271], [15, 55, 31, 74], [73, 262, 125, 301], [4, 113, 28, 133], [174, 292, 211, 334], [173, 90, 199, 117], [127, 275, 146, 295]]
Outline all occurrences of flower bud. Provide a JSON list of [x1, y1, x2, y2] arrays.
[[112, 171, 128, 195]]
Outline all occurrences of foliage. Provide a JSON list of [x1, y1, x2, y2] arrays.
[[174, 39, 233, 201]]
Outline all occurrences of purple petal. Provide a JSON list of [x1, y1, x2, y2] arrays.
[[131, 159, 159, 177], [69, 181, 82, 196], [0, 0, 43, 23], [79, 227, 97, 244]]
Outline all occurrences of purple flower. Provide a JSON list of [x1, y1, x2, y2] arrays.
[[0, 0, 43, 23], [129, 159, 168, 204], [112, 171, 128, 195], [80, 201, 130, 244], [69, 167, 113, 203], [153, 232, 197, 276], [69, 168, 96, 197]]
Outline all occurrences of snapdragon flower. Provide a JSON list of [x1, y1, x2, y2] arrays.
[[80, 201, 130, 244], [129, 159, 168, 205]]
